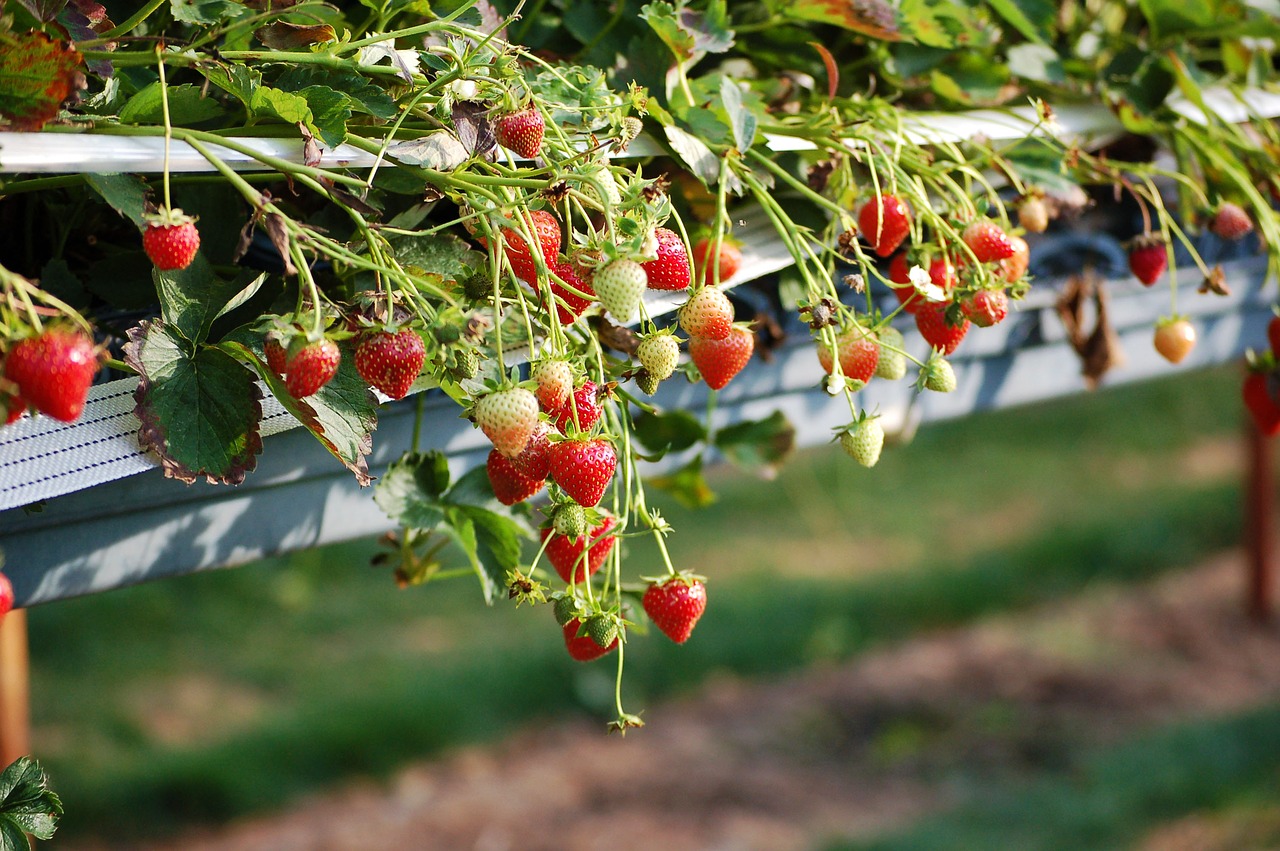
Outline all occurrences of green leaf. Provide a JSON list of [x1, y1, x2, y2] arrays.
[[633, 409, 706, 455], [373, 451, 451, 529], [388, 231, 483, 289], [155, 254, 243, 344], [273, 66, 397, 120], [170, 0, 247, 25], [984, 0, 1049, 43], [298, 85, 350, 148], [252, 85, 312, 125], [665, 125, 719, 185], [126, 320, 263, 486], [455, 503, 526, 603], [1002, 139, 1080, 194], [118, 82, 224, 125], [719, 75, 756, 151], [220, 339, 378, 485], [201, 63, 260, 112], [714, 410, 795, 473], [1138, 0, 1219, 42], [1006, 43, 1063, 83], [0, 757, 62, 844], [647, 454, 716, 509], [86, 173, 150, 228]]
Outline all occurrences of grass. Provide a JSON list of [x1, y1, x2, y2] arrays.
[[25, 365, 1254, 841]]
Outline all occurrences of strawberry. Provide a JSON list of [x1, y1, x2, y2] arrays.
[[643, 576, 707, 644], [547, 260, 595, 325], [510, 422, 553, 481], [284, 338, 340, 398], [563, 616, 617, 661], [142, 208, 200, 271], [1153, 317, 1196, 364], [858, 194, 912, 257], [553, 594, 582, 626], [678, 287, 735, 340], [4, 327, 99, 422], [264, 336, 288, 377], [552, 503, 587, 539], [1128, 235, 1167, 286], [888, 253, 952, 313], [643, 227, 692, 291], [475, 387, 540, 457], [354, 328, 426, 399], [2, 392, 26, 425], [542, 513, 617, 583], [959, 289, 1009, 328], [534, 359, 574, 410], [874, 326, 908, 381], [690, 325, 754, 390], [636, 372, 661, 396], [492, 210, 560, 283], [0, 572, 12, 620], [495, 106, 545, 159], [962, 219, 1016, 263], [550, 380, 602, 434], [922, 356, 956, 393], [915, 301, 969, 355], [487, 449, 544, 505], [840, 417, 884, 468], [585, 614, 619, 649], [1210, 202, 1253, 241], [1269, 315, 1280, 356], [594, 258, 647, 322], [637, 333, 680, 381], [549, 437, 616, 507], [1017, 195, 1049, 233], [1244, 372, 1280, 436], [692, 237, 742, 285], [817, 325, 880, 384], [997, 235, 1030, 283]]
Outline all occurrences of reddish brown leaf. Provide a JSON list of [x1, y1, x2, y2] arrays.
[[0, 30, 86, 130], [808, 41, 839, 100], [254, 21, 337, 50]]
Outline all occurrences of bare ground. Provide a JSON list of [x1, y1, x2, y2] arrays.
[[71, 551, 1280, 851]]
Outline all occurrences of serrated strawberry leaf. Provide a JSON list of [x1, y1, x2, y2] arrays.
[[297, 85, 351, 148], [374, 451, 451, 529], [171, 0, 249, 25], [633, 408, 706, 458], [155, 254, 245, 345], [714, 410, 795, 474], [273, 66, 397, 119], [119, 82, 225, 125], [126, 320, 263, 486], [220, 339, 377, 486], [0, 757, 63, 845], [85, 173, 149, 228], [0, 29, 85, 131], [664, 125, 718, 185]]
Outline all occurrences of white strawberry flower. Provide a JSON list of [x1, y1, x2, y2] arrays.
[[908, 265, 947, 303]]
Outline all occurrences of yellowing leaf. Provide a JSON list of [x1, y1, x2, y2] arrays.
[[254, 21, 338, 50], [785, 0, 900, 40], [0, 30, 85, 130]]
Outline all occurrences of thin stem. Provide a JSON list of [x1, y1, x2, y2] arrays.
[[157, 47, 173, 212]]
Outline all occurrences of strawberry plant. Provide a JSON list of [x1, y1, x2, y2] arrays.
[[1, 0, 1279, 737]]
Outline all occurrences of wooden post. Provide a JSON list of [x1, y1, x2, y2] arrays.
[[0, 609, 30, 767], [1246, 417, 1275, 623]]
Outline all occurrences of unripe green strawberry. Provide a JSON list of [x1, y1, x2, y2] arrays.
[[636, 371, 661, 396], [586, 613, 619, 649], [553, 595, 581, 626], [563, 617, 617, 661], [874, 326, 907, 380], [553, 503, 587, 538], [637, 333, 680, 381], [922, 357, 956, 393], [678, 287, 734, 340], [450, 347, 479, 381], [594, 259, 647, 322], [533, 359, 574, 410], [840, 418, 884, 467], [475, 387, 540, 457]]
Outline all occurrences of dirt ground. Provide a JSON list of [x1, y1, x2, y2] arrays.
[[70, 551, 1280, 851]]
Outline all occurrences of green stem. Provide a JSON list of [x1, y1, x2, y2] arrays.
[[97, 0, 168, 39]]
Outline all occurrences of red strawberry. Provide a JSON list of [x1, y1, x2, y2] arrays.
[[959, 289, 1009, 327], [549, 437, 616, 507], [541, 513, 618, 583], [817, 326, 880, 383], [510, 422, 553, 481], [492, 210, 561, 283], [475, 387, 540, 457], [550, 380, 603, 434], [1268, 316, 1280, 356], [1153, 318, 1196, 364], [354, 328, 426, 400], [495, 106, 545, 159], [678, 287, 735, 340], [643, 227, 693, 291], [689, 325, 754, 390], [858, 194, 912, 257], [533, 360, 573, 410], [0, 571, 12, 620], [1128, 235, 1167, 286], [888, 254, 953, 314], [915, 301, 970, 355], [142, 209, 200, 271], [643, 576, 707, 644], [692, 237, 743, 285], [487, 449, 544, 505], [1244, 371, 1280, 437], [1210, 202, 1253, 241], [264, 336, 288, 377], [562, 616, 617, 661], [997, 235, 1030, 283], [962, 220, 1016, 263], [4, 328, 99, 422], [547, 260, 595, 325], [284, 338, 340, 398]]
